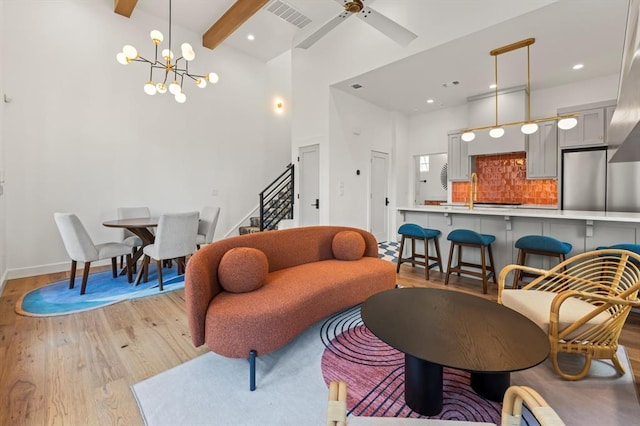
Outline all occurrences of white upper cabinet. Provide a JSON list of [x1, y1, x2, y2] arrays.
[[526, 120, 557, 179], [557, 101, 616, 148], [466, 88, 527, 155]]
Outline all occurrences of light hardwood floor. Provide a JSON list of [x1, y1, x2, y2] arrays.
[[1, 264, 639, 425]]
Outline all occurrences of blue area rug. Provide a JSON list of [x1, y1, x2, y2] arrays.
[[378, 241, 399, 263], [16, 267, 185, 317]]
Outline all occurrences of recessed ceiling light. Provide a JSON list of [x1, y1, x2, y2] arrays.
[[489, 84, 497, 89], [573, 63, 584, 70], [247, 34, 255, 41], [351, 83, 363, 89], [426, 99, 434, 104]]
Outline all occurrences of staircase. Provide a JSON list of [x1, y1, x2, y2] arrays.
[[239, 164, 294, 234]]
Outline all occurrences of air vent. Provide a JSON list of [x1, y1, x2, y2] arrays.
[[265, 0, 312, 29], [351, 83, 363, 89]]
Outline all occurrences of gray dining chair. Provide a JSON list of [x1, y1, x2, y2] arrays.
[[54, 212, 133, 295], [136, 211, 199, 290], [117, 206, 151, 269], [196, 206, 220, 249]]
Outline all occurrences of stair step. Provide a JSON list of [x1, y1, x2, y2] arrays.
[[239, 226, 261, 235]]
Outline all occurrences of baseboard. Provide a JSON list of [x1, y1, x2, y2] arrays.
[[5, 259, 112, 280]]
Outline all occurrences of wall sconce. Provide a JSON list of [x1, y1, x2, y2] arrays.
[[275, 99, 284, 113]]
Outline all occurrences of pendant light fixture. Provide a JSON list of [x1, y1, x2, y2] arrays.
[[461, 38, 577, 142], [116, 0, 219, 103]]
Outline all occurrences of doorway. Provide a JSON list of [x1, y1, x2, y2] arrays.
[[298, 144, 320, 226], [370, 151, 389, 242]]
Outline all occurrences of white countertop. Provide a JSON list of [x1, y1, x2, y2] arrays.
[[398, 205, 640, 223]]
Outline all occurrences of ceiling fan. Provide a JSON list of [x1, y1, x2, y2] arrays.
[[295, 0, 417, 49]]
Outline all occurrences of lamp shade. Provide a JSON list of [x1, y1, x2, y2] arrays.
[[175, 92, 187, 103], [558, 117, 578, 130], [196, 78, 207, 88], [207, 72, 219, 83], [156, 83, 167, 94], [521, 122, 539, 135], [116, 52, 129, 65], [150, 30, 163, 44], [181, 43, 195, 61], [122, 45, 137, 60], [489, 127, 505, 138], [144, 82, 157, 95], [461, 132, 476, 142], [169, 81, 181, 95]]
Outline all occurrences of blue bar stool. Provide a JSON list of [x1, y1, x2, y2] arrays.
[[396, 224, 443, 280], [512, 235, 572, 288], [596, 243, 640, 264], [445, 229, 496, 294]]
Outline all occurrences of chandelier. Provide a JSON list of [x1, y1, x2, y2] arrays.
[[461, 38, 578, 142], [115, 0, 219, 103]]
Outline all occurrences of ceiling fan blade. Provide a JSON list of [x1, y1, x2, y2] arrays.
[[355, 6, 417, 46], [295, 12, 350, 49]]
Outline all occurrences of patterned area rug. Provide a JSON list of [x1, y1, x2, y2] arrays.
[[378, 241, 399, 263], [320, 305, 503, 423], [16, 267, 185, 317]]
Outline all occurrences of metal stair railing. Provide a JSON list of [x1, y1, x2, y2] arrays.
[[259, 163, 294, 231]]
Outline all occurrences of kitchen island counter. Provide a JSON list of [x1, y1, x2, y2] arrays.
[[397, 205, 640, 280], [399, 205, 640, 223]]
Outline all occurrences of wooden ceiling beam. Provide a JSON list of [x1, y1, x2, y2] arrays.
[[114, 0, 139, 18], [202, 0, 270, 50]]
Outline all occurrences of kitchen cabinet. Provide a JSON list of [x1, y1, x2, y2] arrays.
[[526, 120, 557, 179], [557, 101, 616, 148], [447, 132, 471, 181]]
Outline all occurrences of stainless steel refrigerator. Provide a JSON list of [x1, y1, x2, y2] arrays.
[[561, 146, 640, 212]]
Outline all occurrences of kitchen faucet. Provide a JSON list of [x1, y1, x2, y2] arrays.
[[468, 172, 478, 210]]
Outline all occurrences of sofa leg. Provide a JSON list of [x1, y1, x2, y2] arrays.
[[249, 350, 257, 391]]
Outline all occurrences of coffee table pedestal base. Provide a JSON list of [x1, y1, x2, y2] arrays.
[[470, 372, 510, 402], [404, 354, 443, 416]]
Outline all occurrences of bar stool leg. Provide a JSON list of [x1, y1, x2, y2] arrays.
[[487, 244, 497, 284], [512, 249, 526, 288], [424, 237, 430, 280], [411, 238, 416, 267], [456, 245, 463, 276], [480, 246, 488, 294], [434, 236, 443, 272], [445, 243, 455, 285], [396, 235, 406, 273]]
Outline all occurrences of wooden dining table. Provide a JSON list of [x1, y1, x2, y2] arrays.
[[103, 217, 159, 273]]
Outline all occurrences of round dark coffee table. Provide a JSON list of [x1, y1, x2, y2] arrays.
[[361, 288, 549, 416]]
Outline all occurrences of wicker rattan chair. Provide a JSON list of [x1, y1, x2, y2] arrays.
[[498, 249, 640, 381], [326, 382, 564, 425]]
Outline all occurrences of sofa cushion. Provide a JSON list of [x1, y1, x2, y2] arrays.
[[332, 231, 366, 261], [218, 247, 269, 293]]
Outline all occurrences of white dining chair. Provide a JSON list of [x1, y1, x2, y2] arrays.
[[196, 206, 220, 249], [54, 212, 133, 295], [136, 211, 199, 290], [117, 206, 151, 269]]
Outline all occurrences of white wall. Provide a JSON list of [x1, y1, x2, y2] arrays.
[[1, 1, 290, 278], [0, 0, 6, 288]]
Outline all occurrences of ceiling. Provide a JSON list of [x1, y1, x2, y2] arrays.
[[125, 0, 630, 115]]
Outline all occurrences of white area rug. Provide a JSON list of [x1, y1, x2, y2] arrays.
[[132, 319, 640, 426]]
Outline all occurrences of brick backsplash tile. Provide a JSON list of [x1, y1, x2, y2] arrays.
[[452, 152, 557, 205]]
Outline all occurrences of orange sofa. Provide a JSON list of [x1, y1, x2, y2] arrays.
[[184, 225, 396, 390]]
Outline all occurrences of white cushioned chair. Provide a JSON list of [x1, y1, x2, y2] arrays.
[[54, 212, 133, 295], [196, 206, 220, 249], [498, 248, 640, 380], [326, 381, 564, 425], [136, 211, 199, 290]]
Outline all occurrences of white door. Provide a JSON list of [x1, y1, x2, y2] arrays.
[[370, 151, 389, 242], [298, 144, 320, 226]]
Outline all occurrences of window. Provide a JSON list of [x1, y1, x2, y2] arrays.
[[419, 155, 430, 172]]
